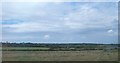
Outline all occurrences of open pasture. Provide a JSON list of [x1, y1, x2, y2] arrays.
[[2, 50, 118, 61]]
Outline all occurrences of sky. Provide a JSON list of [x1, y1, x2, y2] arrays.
[[1, 2, 118, 44]]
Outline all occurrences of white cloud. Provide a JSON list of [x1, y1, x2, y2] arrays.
[[44, 34, 50, 39], [2, 2, 118, 33], [3, 22, 64, 32], [2, 2, 47, 20], [63, 4, 117, 30], [1, 2, 118, 43], [108, 29, 113, 33], [0, 2, 2, 20], [2, 0, 65, 2], [106, 29, 118, 37]]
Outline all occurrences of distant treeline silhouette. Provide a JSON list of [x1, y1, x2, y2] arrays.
[[2, 42, 119, 51], [2, 42, 117, 47]]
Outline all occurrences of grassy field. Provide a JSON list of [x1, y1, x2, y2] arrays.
[[2, 47, 50, 51], [2, 50, 118, 61]]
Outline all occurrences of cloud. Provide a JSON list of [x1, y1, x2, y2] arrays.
[[107, 29, 118, 37], [2, 2, 118, 43], [108, 29, 113, 33], [3, 22, 64, 32], [2, 2, 118, 33], [2, 0, 119, 2], [64, 4, 117, 30], [44, 34, 50, 39]]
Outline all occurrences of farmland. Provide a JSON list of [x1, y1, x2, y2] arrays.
[[2, 43, 119, 61], [2, 50, 118, 61], [2, 47, 50, 51]]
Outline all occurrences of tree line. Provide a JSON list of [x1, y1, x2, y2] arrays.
[[2, 42, 119, 51]]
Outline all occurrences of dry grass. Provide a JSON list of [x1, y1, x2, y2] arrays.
[[2, 50, 118, 61]]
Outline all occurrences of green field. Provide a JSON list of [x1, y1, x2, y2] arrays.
[[2, 47, 118, 61], [2, 43, 119, 61], [2, 47, 50, 51]]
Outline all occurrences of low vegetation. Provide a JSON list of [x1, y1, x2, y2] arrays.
[[2, 43, 118, 51], [2, 42, 119, 61]]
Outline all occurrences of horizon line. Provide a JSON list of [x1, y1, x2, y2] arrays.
[[1, 41, 118, 44]]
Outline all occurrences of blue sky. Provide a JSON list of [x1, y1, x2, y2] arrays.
[[1, 2, 118, 44]]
